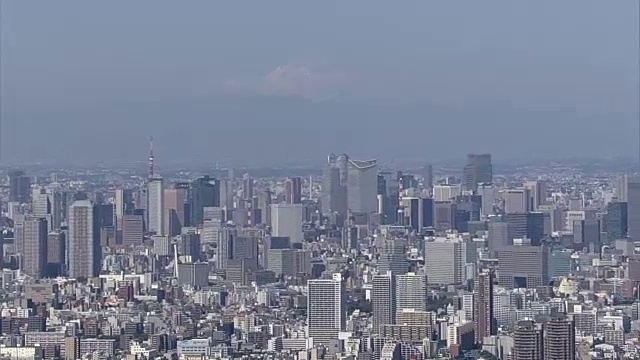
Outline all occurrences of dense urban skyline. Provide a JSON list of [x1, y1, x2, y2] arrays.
[[0, 1, 639, 359]]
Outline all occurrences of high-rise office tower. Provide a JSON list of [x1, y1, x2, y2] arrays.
[[21, 217, 48, 278], [307, 274, 346, 346], [543, 313, 575, 360], [377, 173, 400, 225], [503, 189, 531, 214], [218, 179, 234, 210], [477, 183, 495, 218], [473, 270, 495, 343], [401, 197, 433, 232], [423, 164, 434, 195], [31, 187, 50, 219], [324, 156, 349, 217], [164, 188, 186, 236], [9, 170, 31, 204], [606, 201, 628, 241], [46, 231, 65, 277], [617, 174, 629, 202], [216, 227, 237, 270], [189, 176, 220, 226], [487, 221, 515, 253], [573, 219, 601, 251], [334, 154, 349, 186], [424, 237, 466, 285], [284, 177, 302, 204], [147, 178, 165, 236], [512, 320, 543, 360], [257, 189, 272, 226], [523, 180, 547, 211], [122, 214, 144, 246], [68, 200, 100, 279], [242, 174, 254, 200], [114, 189, 134, 231], [462, 154, 492, 192], [347, 158, 378, 214], [433, 184, 462, 202], [395, 272, 428, 311], [31, 187, 61, 231], [627, 176, 640, 240], [270, 204, 304, 244], [434, 201, 456, 231], [504, 212, 545, 246], [496, 242, 548, 289], [371, 272, 396, 335], [377, 238, 408, 275]]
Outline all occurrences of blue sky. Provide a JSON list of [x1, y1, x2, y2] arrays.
[[1, 0, 638, 165]]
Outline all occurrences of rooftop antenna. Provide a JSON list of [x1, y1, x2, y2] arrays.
[[149, 136, 155, 178]]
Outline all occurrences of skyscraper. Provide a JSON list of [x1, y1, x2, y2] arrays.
[[473, 269, 495, 343], [68, 200, 100, 279], [512, 320, 543, 360], [424, 237, 466, 285], [377, 239, 408, 275], [523, 180, 548, 211], [606, 201, 628, 241], [21, 217, 48, 278], [242, 174, 254, 200], [487, 221, 515, 254], [284, 177, 302, 204], [46, 231, 65, 277], [496, 242, 548, 289], [9, 170, 31, 204], [462, 153, 492, 192], [543, 313, 575, 360], [270, 204, 304, 244], [307, 274, 346, 346], [395, 272, 428, 311], [164, 188, 186, 236], [477, 183, 496, 218], [347, 158, 378, 214], [322, 165, 346, 216], [423, 164, 434, 194], [114, 189, 134, 231], [627, 176, 640, 240], [371, 272, 396, 335], [147, 178, 165, 236], [503, 189, 531, 214], [189, 176, 220, 226]]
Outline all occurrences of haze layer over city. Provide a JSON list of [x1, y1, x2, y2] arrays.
[[0, 1, 639, 360], [2, 0, 639, 166]]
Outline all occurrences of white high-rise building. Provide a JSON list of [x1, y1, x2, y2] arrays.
[[477, 183, 495, 218], [502, 189, 530, 214], [396, 272, 428, 311], [68, 200, 97, 279], [617, 174, 629, 202], [21, 217, 48, 278], [346, 159, 378, 214], [31, 187, 50, 218], [433, 185, 462, 202], [424, 236, 467, 285], [307, 274, 346, 346], [270, 204, 303, 244], [147, 178, 165, 235]]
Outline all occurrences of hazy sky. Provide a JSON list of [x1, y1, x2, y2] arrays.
[[1, 0, 638, 166]]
